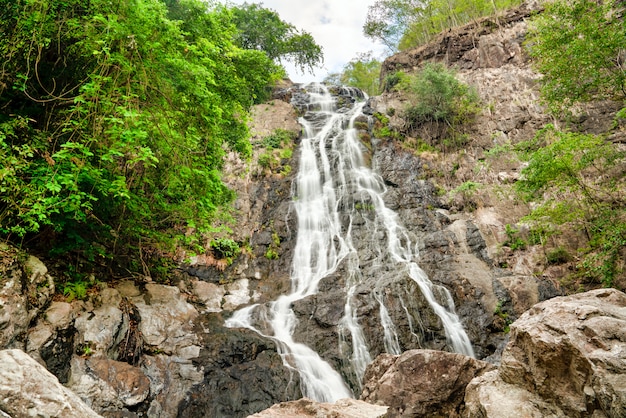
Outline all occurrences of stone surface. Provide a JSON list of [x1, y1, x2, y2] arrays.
[[177, 314, 302, 418], [360, 349, 495, 417], [134, 283, 198, 353], [0, 246, 55, 349], [464, 289, 626, 418], [69, 357, 151, 410], [249, 398, 388, 418], [192, 279, 226, 312], [0, 349, 101, 417]]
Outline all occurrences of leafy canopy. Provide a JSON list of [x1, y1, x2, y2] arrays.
[[324, 52, 382, 96], [399, 62, 481, 131], [0, 0, 283, 276], [364, 0, 522, 52], [526, 0, 626, 113], [229, 2, 323, 74], [516, 126, 626, 288]]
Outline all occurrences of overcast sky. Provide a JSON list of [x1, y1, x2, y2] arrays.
[[225, 0, 387, 83]]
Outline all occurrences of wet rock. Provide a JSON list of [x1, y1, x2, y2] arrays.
[[142, 353, 204, 417], [250, 397, 388, 417], [0, 349, 101, 417], [464, 289, 626, 417], [178, 314, 301, 418], [361, 349, 494, 417]]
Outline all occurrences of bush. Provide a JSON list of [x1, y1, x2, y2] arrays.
[[0, 0, 284, 278], [516, 125, 626, 289], [210, 238, 240, 261], [400, 63, 481, 145]]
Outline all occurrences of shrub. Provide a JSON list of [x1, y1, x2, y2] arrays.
[[516, 125, 626, 288], [399, 63, 480, 148]]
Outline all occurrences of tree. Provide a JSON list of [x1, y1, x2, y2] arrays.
[[229, 3, 323, 74], [0, 0, 283, 277], [516, 126, 626, 288], [363, 0, 422, 51], [526, 0, 626, 113], [364, 0, 522, 52], [324, 52, 382, 96]]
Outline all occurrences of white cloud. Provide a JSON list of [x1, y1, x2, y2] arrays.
[[226, 0, 387, 83]]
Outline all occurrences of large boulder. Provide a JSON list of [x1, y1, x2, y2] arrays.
[[464, 288, 626, 417], [360, 349, 494, 417], [0, 349, 101, 417], [249, 398, 388, 418]]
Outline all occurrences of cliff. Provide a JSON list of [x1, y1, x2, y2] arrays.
[[1, 2, 625, 417]]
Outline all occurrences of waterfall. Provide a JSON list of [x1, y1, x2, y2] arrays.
[[226, 83, 473, 403]]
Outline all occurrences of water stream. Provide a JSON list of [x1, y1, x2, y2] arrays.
[[226, 83, 474, 402]]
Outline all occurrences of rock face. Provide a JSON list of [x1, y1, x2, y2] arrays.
[[250, 398, 388, 418], [464, 288, 626, 417], [0, 349, 101, 417], [360, 349, 494, 417], [0, 245, 55, 349], [177, 314, 301, 418]]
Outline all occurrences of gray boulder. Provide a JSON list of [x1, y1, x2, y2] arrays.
[[464, 288, 626, 417], [0, 349, 101, 417]]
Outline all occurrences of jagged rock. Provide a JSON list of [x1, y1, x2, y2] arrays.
[[68, 357, 151, 411], [464, 288, 626, 417], [178, 314, 301, 418], [0, 246, 55, 349], [134, 283, 199, 354], [0, 349, 101, 417], [464, 369, 561, 417], [380, 2, 541, 78], [142, 352, 204, 417], [191, 279, 226, 312], [75, 304, 124, 353], [249, 397, 388, 418], [360, 349, 494, 417]]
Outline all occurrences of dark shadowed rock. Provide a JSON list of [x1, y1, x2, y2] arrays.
[[361, 349, 494, 417], [177, 313, 301, 418]]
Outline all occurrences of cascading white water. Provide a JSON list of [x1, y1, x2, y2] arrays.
[[226, 83, 473, 402]]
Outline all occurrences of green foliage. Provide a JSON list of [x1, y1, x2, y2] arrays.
[[372, 112, 401, 140], [262, 129, 296, 149], [503, 224, 527, 251], [516, 125, 626, 288], [258, 129, 296, 175], [324, 52, 382, 96], [400, 63, 481, 145], [494, 300, 512, 333], [383, 71, 405, 91], [546, 247, 571, 265], [63, 280, 89, 302], [0, 0, 284, 278], [525, 0, 626, 113], [210, 237, 240, 262], [364, 0, 523, 52], [229, 3, 323, 74], [452, 181, 481, 194]]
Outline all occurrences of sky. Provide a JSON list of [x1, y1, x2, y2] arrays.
[[226, 0, 388, 83]]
